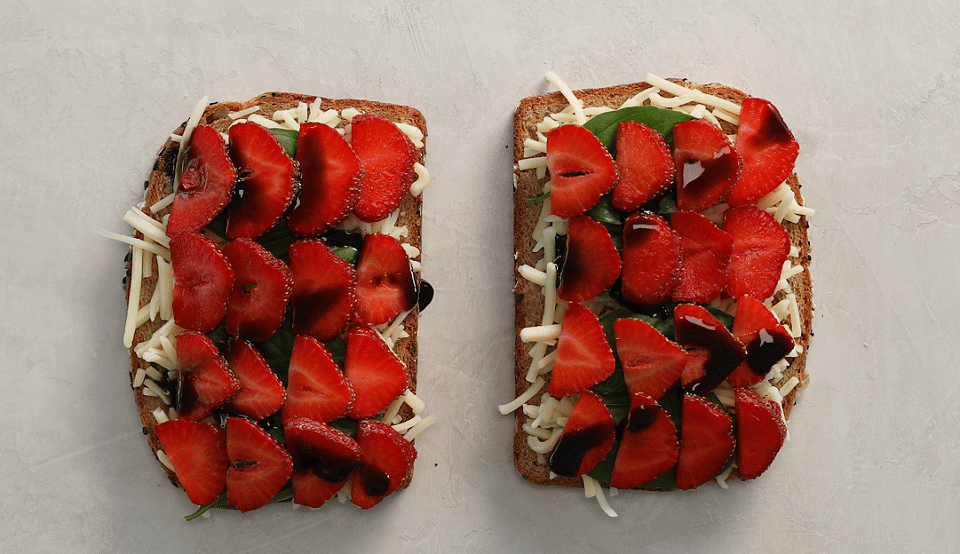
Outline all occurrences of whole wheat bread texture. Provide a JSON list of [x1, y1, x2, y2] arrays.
[[511, 79, 813, 488], [125, 92, 426, 490]]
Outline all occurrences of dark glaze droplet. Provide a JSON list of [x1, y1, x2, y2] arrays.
[[362, 468, 390, 497], [745, 329, 794, 377], [548, 423, 609, 478], [417, 279, 434, 311], [675, 315, 745, 394], [626, 404, 659, 433]]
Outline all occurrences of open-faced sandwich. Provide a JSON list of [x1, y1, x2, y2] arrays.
[[502, 72, 815, 516], [104, 92, 435, 518]]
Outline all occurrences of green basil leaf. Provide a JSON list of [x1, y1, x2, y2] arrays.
[[583, 106, 694, 156], [269, 128, 299, 158], [256, 222, 298, 263]]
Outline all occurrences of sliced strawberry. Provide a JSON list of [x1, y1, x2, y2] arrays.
[[223, 338, 285, 420], [288, 122, 363, 235], [673, 304, 746, 395], [723, 205, 790, 300], [343, 325, 408, 419], [548, 304, 616, 398], [610, 392, 678, 489], [225, 416, 293, 512], [612, 317, 685, 401], [557, 215, 621, 303], [548, 390, 615, 478], [728, 97, 799, 207], [612, 121, 674, 212], [351, 419, 417, 509], [734, 387, 787, 479], [280, 335, 354, 425], [672, 119, 742, 212], [353, 233, 417, 326], [288, 239, 357, 341], [222, 238, 293, 342], [546, 124, 618, 218], [155, 419, 228, 506], [351, 114, 417, 222], [675, 393, 735, 490], [727, 295, 796, 387], [283, 417, 362, 508], [670, 211, 732, 304], [225, 122, 297, 239], [166, 125, 237, 238], [620, 212, 682, 306], [175, 331, 240, 421], [170, 231, 235, 333]]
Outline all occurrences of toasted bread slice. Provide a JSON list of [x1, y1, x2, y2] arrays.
[[122, 93, 427, 498], [511, 77, 813, 489]]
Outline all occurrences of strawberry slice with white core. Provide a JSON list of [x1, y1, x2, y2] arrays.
[[165, 125, 237, 238], [225, 416, 293, 512], [343, 324, 408, 419], [288, 239, 357, 342], [610, 392, 678, 489], [675, 393, 735, 490], [558, 215, 621, 303], [726, 295, 796, 387], [546, 124, 618, 218], [351, 114, 417, 223], [727, 97, 799, 207], [547, 390, 615, 478], [225, 122, 297, 240], [723, 205, 791, 301], [154, 419, 228, 507], [612, 121, 674, 212], [548, 303, 616, 398], [288, 122, 363, 235], [351, 419, 417, 509], [672, 119, 742, 212], [670, 211, 733, 304], [284, 417, 362, 508], [353, 233, 417, 326], [734, 387, 787, 479], [223, 338, 285, 420], [222, 238, 293, 342], [620, 212, 683, 306], [613, 317, 686, 401], [280, 335, 355, 425], [170, 231, 235, 333], [175, 330, 241, 422]]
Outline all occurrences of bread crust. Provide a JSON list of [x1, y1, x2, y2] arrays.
[[511, 79, 813, 488], [124, 93, 426, 494]]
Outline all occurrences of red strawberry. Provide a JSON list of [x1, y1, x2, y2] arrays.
[[154, 419, 228, 506], [166, 125, 237, 238], [283, 417, 362, 508], [612, 317, 685, 401], [612, 121, 674, 212], [353, 233, 417, 326], [727, 295, 795, 387], [727, 98, 799, 207], [610, 392, 678, 489], [225, 122, 297, 239], [620, 212, 683, 306], [546, 124, 618, 218], [351, 114, 417, 222], [222, 238, 293, 342], [734, 387, 787, 479], [548, 304, 616, 398], [175, 331, 241, 421], [170, 231, 235, 333], [351, 419, 417, 509], [673, 304, 746, 395], [288, 122, 363, 235], [723, 205, 790, 300], [670, 211, 732, 304], [557, 215, 621, 303], [672, 119, 742, 212], [225, 416, 293, 512], [547, 390, 615, 478], [675, 393, 735, 490], [288, 239, 357, 341], [223, 338, 285, 420], [343, 325, 408, 419], [280, 335, 355, 424]]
